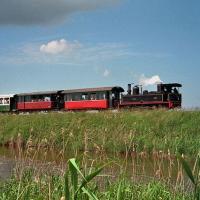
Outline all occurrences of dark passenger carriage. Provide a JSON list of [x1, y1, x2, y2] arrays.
[[120, 83, 182, 108], [62, 86, 124, 110], [15, 90, 63, 111]]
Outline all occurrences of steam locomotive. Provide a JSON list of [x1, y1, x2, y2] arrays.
[[0, 83, 182, 112]]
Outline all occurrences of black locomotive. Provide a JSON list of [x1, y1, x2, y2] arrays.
[[121, 83, 182, 108]]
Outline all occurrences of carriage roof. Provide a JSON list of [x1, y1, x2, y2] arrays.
[[0, 94, 14, 98], [62, 86, 124, 94], [15, 90, 63, 96]]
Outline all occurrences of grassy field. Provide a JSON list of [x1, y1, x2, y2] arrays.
[[0, 110, 200, 155]]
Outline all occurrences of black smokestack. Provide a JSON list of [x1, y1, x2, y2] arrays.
[[127, 84, 131, 95]]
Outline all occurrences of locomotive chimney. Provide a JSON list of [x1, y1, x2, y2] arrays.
[[157, 84, 163, 93], [127, 84, 131, 95]]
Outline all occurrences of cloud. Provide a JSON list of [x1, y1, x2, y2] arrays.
[[103, 69, 110, 77], [0, 39, 169, 67], [37, 42, 131, 64], [0, 0, 119, 25], [40, 39, 81, 54], [139, 74, 163, 86], [0, 40, 132, 66]]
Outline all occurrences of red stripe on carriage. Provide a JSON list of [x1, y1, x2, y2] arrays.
[[17, 101, 53, 110], [64, 100, 108, 110]]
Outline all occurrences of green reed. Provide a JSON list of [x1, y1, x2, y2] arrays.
[[179, 153, 200, 200]]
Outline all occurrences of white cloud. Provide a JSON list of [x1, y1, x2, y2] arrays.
[[103, 69, 110, 77], [0, 40, 169, 67], [0, 41, 131, 66], [139, 74, 162, 86], [40, 39, 81, 54]]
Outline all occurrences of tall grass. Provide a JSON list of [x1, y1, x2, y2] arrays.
[[179, 153, 200, 199], [0, 110, 200, 155], [0, 136, 195, 200], [0, 164, 192, 200], [0, 110, 199, 199]]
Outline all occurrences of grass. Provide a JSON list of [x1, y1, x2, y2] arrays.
[[0, 110, 200, 155], [0, 157, 193, 200], [0, 128, 197, 200], [0, 109, 199, 199], [0, 175, 192, 200], [178, 153, 200, 199]]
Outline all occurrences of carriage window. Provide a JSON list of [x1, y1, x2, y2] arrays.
[[32, 96, 38, 102], [38, 95, 44, 101], [65, 94, 72, 101], [96, 92, 106, 100], [68, 94, 72, 101], [81, 93, 89, 100], [90, 93, 96, 100], [4, 98, 10, 104], [0, 98, 3, 104], [72, 93, 81, 101], [26, 95, 50, 102], [25, 96, 31, 102], [18, 96, 24, 102], [44, 96, 51, 101]]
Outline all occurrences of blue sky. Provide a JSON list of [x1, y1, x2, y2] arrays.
[[0, 0, 199, 107]]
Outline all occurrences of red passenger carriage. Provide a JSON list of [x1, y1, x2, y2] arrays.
[[15, 91, 63, 111], [62, 87, 124, 110]]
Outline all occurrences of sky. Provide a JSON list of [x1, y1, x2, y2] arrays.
[[0, 0, 200, 107]]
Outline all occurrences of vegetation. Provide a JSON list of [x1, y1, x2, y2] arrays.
[[0, 110, 200, 155], [0, 110, 199, 199], [0, 175, 192, 200], [179, 153, 200, 200], [0, 157, 192, 200]]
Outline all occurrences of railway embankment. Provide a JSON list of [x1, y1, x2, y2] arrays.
[[0, 110, 199, 156]]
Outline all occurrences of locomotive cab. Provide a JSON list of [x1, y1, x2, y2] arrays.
[[157, 83, 181, 93], [157, 83, 182, 107]]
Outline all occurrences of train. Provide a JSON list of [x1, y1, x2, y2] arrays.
[[0, 82, 182, 112]]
